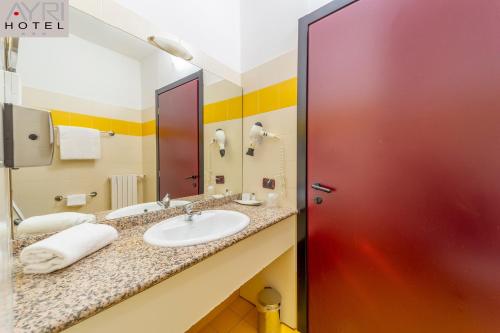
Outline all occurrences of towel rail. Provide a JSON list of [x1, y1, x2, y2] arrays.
[[54, 192, 98, 202], [101, 130, 115, 136], [54, 127, 115, 137]]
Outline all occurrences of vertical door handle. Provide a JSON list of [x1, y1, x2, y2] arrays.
[[311, 183, 333, 193]]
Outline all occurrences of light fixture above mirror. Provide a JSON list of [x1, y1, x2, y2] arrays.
[[147, 35, 193, 60]]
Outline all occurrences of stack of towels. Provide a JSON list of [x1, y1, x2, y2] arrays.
[[17, 212, 96, 235], [20, 223, 118, 274]]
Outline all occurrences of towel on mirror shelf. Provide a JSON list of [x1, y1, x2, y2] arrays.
[[16, 212, 96, 235]]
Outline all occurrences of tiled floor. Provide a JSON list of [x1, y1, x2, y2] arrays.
[[190, 296, 298, 333]]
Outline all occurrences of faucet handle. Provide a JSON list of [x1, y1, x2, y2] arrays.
[[162, 193, 170, 202], [184, 202, 194, 214]]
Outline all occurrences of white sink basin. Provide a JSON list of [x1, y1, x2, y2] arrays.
[[105, 200, 191, 219], [143, 210, 250, 247]]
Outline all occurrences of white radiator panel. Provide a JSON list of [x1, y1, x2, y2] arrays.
[[110, 175, 139, 210]]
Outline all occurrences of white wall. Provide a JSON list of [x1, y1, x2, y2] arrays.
[[115, 0, 241, 73], [240, 0, 332, 72], [70, 0, 333, 78], [17, 34, 142, 110], [141, 50, 200, 112], [307, 0, 333, 12], [240, 0, 306, 72]]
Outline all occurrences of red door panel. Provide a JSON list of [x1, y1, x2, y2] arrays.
[[307, 0, 500, 332], [158, 79, 199, 199]]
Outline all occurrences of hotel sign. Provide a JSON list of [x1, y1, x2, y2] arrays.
[[0, 0, 68, 37]]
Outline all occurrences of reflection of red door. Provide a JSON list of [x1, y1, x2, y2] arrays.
[[306, 0, 500, 332], [157, 76, 200, 199]]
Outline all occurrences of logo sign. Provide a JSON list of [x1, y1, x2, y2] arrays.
[[0, 0, 68, 37]]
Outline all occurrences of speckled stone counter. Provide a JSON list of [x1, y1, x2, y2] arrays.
[[13, 197, 296, 333]]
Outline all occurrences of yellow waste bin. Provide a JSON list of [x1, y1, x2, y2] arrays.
[[257, 287, 281, 333]]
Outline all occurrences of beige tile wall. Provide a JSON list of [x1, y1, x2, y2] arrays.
[[141, 106, 157, 203], [23, 87, 143, 122], [13, 88, 144, 217], [241, 50, 298, 208], [141, 134, 157, 203], [203, 79, 243, 196], [13, 134, 143, 217], [204, 118, 243, 195], [243, 107, 297, 208]]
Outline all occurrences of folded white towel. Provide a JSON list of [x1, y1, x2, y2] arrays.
[[58, 125, 101, 160], [16, 212, 96, 235], [20, 223, 118, 274], [66, 194, 86, 207]]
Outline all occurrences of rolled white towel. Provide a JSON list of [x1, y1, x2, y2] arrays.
[[20, 223, 118, 274], [16, 212, 96, 235]]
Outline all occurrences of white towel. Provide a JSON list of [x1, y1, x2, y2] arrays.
[[66, 194, 86, 207], [58, 125, 101, 160], [16, 212, 96, 235], [20, 223, 118, 274]]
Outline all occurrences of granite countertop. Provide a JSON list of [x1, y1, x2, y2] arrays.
[[13, 197, 296, 333]]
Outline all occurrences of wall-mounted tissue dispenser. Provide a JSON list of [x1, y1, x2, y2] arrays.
[[2, 103, 54, 168]]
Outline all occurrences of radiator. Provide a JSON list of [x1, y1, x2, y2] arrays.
[[110, 175, 139, 209]]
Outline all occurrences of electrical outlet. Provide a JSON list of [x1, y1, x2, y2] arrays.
[[215, 175, 225, 184], [262, 178, 275, 189]]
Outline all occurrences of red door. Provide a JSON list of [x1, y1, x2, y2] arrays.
[[157, 77, 200, 199], [307, 0, 500, 332]]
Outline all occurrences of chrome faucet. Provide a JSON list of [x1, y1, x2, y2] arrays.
[[158, 193, 170, 208], [183, 202, 202, 221]]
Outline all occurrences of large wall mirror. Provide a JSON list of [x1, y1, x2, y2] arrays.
[[10, 7, 242, 237]]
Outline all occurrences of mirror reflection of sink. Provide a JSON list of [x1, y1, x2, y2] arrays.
[[143, 210, 250, 247], [105, 200, 191, 220]]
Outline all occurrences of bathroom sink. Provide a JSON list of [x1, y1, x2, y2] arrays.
[[105, 200, 191, 219], [143, 210, 250, 247]]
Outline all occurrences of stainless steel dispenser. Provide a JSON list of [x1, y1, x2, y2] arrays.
[[2, 103, 54, 168]]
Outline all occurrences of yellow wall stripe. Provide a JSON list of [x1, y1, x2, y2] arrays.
[[51, 110, 144, 136], [243, 77, 297, 118], [50, 78, 297, 136], [142, 120, 156, 136], [204, 96, 242, 124]]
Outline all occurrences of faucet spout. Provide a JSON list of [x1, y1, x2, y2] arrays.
[[158, 193, 170, 208], [183, 202, 202, 221]]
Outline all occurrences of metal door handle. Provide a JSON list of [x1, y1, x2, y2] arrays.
[[312, 183, 333, 193], [185, 175, 198, 180]]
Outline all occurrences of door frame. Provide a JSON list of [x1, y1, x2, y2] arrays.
[[155, 70, 204, 200], [297, 1, 359, 332]]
